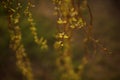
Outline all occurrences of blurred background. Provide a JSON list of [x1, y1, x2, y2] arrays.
[[0, 0, 120, 80]]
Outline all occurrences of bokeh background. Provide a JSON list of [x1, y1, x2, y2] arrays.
[[0, 0, 120, 80]]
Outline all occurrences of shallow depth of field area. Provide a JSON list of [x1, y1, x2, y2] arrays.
[[0, 0, 120, 80]]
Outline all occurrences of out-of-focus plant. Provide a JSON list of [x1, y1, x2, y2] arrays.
[[53, 0, 111, 80], [0, 0, 112, 80], [53, 0, 87, 80], [1, 0, 48, 80], [24, 1, 48, 50], [1, 0, 34, 80]]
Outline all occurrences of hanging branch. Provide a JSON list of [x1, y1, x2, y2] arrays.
[[1, 0, 34, 80]]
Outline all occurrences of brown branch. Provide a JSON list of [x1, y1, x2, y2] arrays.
[[87, 3, 93, 26]]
